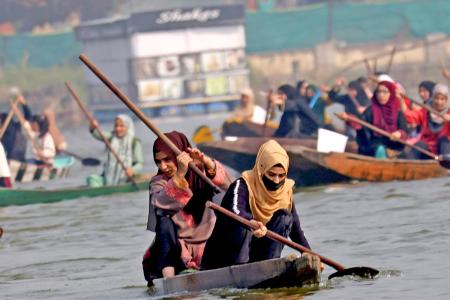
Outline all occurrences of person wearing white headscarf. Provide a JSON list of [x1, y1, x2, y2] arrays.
[[231, 88, 267, 125], [86, 114, 143, 187]]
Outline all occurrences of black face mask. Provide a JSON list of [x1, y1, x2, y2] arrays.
[[262, 175, 285, 191]]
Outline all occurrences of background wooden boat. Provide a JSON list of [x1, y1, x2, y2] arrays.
[[8, 155, 75, 184], [151, 255, 320, 297], [0, 174, 151, 207], [198, 137, 358, 187], [291, 146, 449, 182], [221, 120, 277, 138]]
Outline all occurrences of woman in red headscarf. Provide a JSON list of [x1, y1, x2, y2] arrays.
[[346, 81, 408, 158], [142, 131, 231, 286]]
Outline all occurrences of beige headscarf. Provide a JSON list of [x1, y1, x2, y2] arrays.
[[233, 88, 255, 121], [241, 140, 295, 225]]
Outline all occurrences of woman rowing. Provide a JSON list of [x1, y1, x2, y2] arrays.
[[87, 114, 143, 187], [400, 83, 450, 159], [143, 131, 231, 285], [341, 80, 408, 158], [201, 139, 314, 270]]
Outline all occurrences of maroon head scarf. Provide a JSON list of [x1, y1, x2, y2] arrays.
[[371, 81, 400, 133], [152, 131, 214, 224]]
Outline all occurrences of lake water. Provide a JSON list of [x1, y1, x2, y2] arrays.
[[1, 112, 449, 300]]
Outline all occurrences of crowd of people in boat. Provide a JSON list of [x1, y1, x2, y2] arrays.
[[0, 92, 67, 188], [228, 73, 450, 159]]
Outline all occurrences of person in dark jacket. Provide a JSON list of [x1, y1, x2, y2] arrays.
[[272, 84, 322, 138], [202, 140, 314, 270], [0, 94, 32, 161]]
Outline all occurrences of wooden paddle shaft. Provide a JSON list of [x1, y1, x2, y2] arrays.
[[78, 54, 219, 192], [408, 97, 448, 120], [262, 91, 272, 136], [65, 82, 138, 187], [206, 201, 346, 272], [341, 114, 439, 160], [0, 99, 19, 138], [10, 101, 40, 151]]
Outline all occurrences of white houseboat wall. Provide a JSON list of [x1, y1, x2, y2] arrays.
[[75, 5, 248, 120]]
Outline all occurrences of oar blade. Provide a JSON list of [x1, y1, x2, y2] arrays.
[[328, 266, 379, 280], [81, 158, 101, 166], [439, 154, 450, 169]]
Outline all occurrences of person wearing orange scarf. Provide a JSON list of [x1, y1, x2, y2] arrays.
[[202, 140, 312, 270]]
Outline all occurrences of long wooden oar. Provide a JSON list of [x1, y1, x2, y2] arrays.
[[10, 101, 40, 152], [408, 97, 448, 120], [78, 54, 221, 193], [65, 82, 138, 187], [0, 99, 19, 139], [336, 113, 450, 169], [59, 149, 101, 166], [79, 53, 380, 279], [262, 90, 273, 136], [386, 47, 396, 74], [206, 201, 379, 279]]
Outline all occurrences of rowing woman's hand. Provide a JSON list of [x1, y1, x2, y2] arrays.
[[250, 219, 267, 238]]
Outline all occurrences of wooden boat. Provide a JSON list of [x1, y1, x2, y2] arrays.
[[8, 155, 75, 184], [198, 137, 358, 187], [151, 254, 321, 297], [0, 174, 151, 207], [221, 119, 277, 138], [291, 146, 449, 182]]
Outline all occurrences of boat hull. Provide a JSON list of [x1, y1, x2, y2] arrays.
[[151, 255, 320, 296], [8, 155, 75, 184], [221, 120, 277, 138], [0, 175, 151, 207], [198, 137, 356, 187], [291, 146, 449, 182]]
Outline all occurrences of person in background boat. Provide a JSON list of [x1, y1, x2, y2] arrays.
[[0, 141, 12, 188], [400, 83, 450, 159], [328, 78, 368, 117], [0, 92, 32, 161], [272, 84, 322, 138], [326, 78, 368, 138], [202, 139, 315, 270], [418, 81, 435, 106], [296, 80, 309, 98], [44, 108, 67, 152], [231, 88, 267, 125], [340, 80, 408, 158], [143, 131, 231, 285], [21, 114, 56, 165], [86, 114, 143, 187], [356, 76, 373, 105], [305, 84, 328, 123]]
